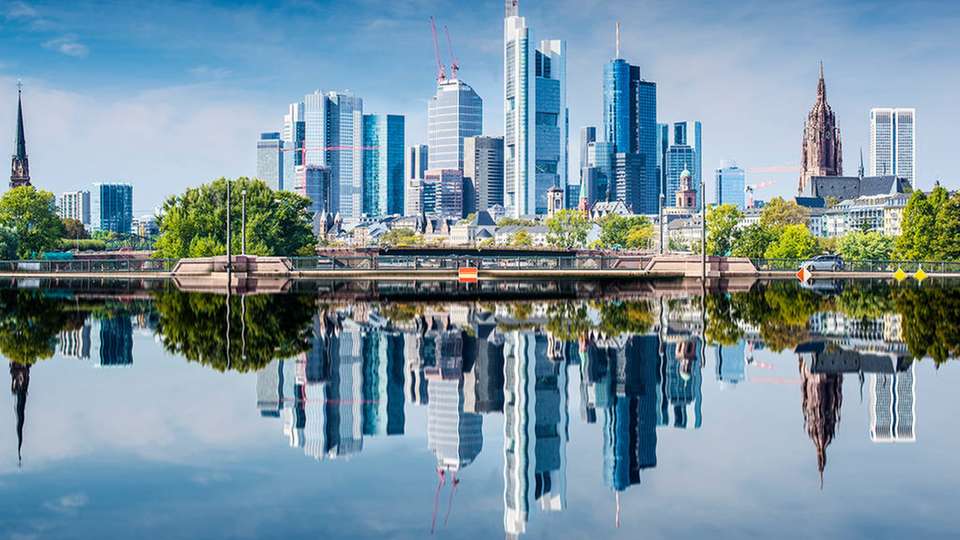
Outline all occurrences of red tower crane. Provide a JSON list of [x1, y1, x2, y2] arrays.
[[430, 17, 447, 84], [443, 25, 459, 80]]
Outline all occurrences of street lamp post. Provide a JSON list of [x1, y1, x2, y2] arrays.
[[226, 179, 232, 291], [241, 189, 247, 256], [701, 179, 706, 281], [659, 192, 666, 255]]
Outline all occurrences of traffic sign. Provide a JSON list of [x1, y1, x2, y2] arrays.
[[893, 267, 907, 281], [796, 266, 811, 282], [914, 266, 928, 282], [458, 267, 478, 283]]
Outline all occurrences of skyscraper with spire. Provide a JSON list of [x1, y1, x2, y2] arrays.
[[10, 81, 31, 189], [798, 63, 842, 195]]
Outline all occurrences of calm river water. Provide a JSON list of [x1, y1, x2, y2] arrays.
[[1, 280, 958, 539]]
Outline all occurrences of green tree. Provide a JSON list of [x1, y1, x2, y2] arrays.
[[0, 227, 18, 260], [764, 224, 819, 260], [598, 214, 651, 249], [379, 228, 422, 247], [154, 177, 316, 259], [760, 197, 809, 228], [934, 193, 960, 259], [706, 203, 743, 256], [61, 218, 89, 240], [0, 290, 74, 364], [0, 186, 65, 258], [730, 223, 778, 259], [546, 209, 589, 249], [624, 223, 654, 250], [510, 230, 533, 247], [895, 190, 937, 260], [837, 231, 895, 261]]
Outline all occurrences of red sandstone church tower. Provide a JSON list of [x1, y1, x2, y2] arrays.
[[798, 63, 842, 195]]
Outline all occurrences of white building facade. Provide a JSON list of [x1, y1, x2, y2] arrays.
[[870, 108, 916, 187]]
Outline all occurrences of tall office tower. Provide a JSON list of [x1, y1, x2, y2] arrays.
[[798, 63, 842, 195], [870, 108, 915, 186], [504, 2, 568, 217], [405, 145, 429, 215], [586, 141, 615, 201], [58, 190, 91, 226], [614, 152, 644, 212], [299, 90, 364, 221], [503, 330, 568, 537], [665, 121, 702, 208], [603, 25, 658, 213], [656, 123, 669, 199], [464, 136, 505, 212], [428, 79, 482, 171], [361, 114, 405, 217], [578, 126, 597, 197], [426, 335, 483, 473], [282, 102, 304, 191], [10, 82, 30, 189], [714, 161, 746, 209], [869, 363, 916, 443], [91, 183, 133, 233], [257, 132, 284, 190], [425, 169, 464, 218], [295, 165, 334, 215]]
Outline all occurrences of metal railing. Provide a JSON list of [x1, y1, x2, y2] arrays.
[[752, 258, 960, 273], [289, 254, 652, 272], [0, 258, 180, 274]]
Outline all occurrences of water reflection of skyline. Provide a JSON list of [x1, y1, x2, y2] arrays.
[[2, 283, 946, 535]]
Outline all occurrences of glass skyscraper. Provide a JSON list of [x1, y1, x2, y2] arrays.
[[504, 3, 567, 217], [870, 108, 915, 186], [602, 54, 657, 214], [665, 121, 702, 208], [257, 132, 284, 190], [362, 114, 405, 217], [282, 102, 304, 192], [427, 79, 482, 171], [463, 135, 504, 212], [91, 183, 133, 233], [714, 162, 745, 209]]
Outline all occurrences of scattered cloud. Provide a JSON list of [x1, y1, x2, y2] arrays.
[[42, 35, 89, 57], [43, 493, 89, 514], [5, 1, 37, 20]]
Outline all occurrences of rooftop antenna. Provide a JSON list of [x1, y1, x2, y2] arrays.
[[615, 21, 621, 59]]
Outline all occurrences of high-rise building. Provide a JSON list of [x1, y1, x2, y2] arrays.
[[602, 27, 658, 214], [656, 123, 669, 199], [362, 114, 405, 217], [405, 145, 429, 216], [799, 63, 842, 195], [614, 152, 644, 212], [257, 132, 284, 190], [870, 108, 915, 186], [504, 3, 568, 217], [428, 79, 482, 171], [424, 169, 464, 218], [586, 141, 615, 202], [296, 91, 364, 221], [579, 126, 597, 178], [295, 165, 334, 215], [664, 121, 702, 208], [715, 161, 746, 209], [10, 82, 30, 189], [91, 183, 133, 233], [464, 136, 504, 212], [58, 190, 91, 226], [282, 102, 304, 192]]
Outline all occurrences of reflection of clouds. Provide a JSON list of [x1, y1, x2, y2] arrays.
[[192, 470, 231, 486], [43, 492, 88, 514]]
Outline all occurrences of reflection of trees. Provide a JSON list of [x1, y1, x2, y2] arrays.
[[153, 290, 316, 372], [716, 283, 821, 352], [545, 302, 592, 341], [893, 284, 960, 365], [705, 294, 743, 346], [0, 290, 74, 365], [832, 281, 894, 320], [596, 300, 655, 336]]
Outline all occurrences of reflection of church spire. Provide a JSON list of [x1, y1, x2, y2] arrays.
[[10, 363, 30, 466], [799, 359, 842, 488]]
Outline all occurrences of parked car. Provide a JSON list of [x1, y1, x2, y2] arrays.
[[801, 254, 844, 272]]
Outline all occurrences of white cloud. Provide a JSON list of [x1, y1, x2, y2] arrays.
[[42, 35, 89, 57], [5, 1, 38, 20], [43, 493, 89, 514]]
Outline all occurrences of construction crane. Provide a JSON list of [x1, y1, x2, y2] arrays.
[[430, 17, 447, 84], [443, 25, 459, 80], [744, 180, 774, 208]]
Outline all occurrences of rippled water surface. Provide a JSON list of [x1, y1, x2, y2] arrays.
[[1, 280, 959, 539]]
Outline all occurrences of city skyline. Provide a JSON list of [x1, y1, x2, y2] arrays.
[[2, 1, 956, 212]]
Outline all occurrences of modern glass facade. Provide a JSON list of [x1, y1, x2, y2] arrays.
[[714, 162, 745, 209], [665, 121, 702, 208], [257, 132, 284, 190], [427, 80, 482, 171], [425, 169, 464, 218], [602, 59, 658, 213], [362, 114, 405, 217], [282, 102, 304, 192], [295, 165, 333, 215], [464, 136, 504, 212], [58, 190, 91, 226], [870, 108, 915, 186], [91, 183, 133, 233], [587, 141, 614, 201], [505, 5, 567, 217]]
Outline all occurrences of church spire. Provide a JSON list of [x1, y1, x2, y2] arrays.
[[10, 80, 31, 189], [858, 147, 865, 179], [10, 363, 30, 467], [817, 61, 826, 100]]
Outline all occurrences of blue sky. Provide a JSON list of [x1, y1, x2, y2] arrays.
[[1, 0, 958, 213]]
